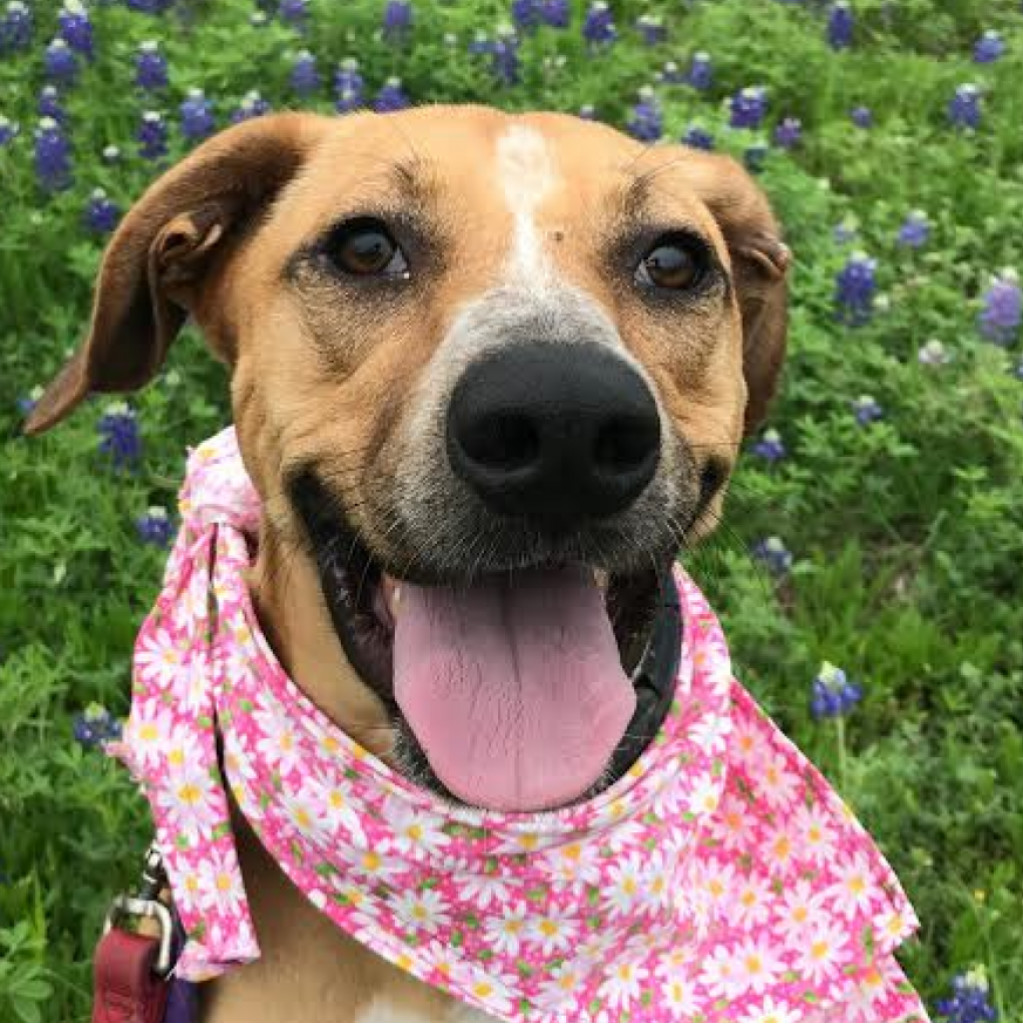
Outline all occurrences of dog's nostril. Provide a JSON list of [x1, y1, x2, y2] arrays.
[[594, 415, 660, 476], [462, 412, 540, 472]]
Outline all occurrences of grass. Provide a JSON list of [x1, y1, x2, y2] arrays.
[[1, 0, 1022, 1020]]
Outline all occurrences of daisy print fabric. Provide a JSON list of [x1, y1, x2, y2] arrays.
[[111, 427, 929, 1023]]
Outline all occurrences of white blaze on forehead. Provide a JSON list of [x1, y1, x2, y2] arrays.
[[495, 123, 559, 289]]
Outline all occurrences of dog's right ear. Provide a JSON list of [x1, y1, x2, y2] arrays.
[[24, 112, 327, 435]]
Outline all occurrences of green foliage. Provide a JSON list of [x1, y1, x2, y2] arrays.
[[1, 0, 1021, 1020]]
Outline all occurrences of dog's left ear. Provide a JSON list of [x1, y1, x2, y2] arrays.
[[675, 151, 791, 434]]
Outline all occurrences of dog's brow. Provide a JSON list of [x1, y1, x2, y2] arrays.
[[388, 156, 438, 205]]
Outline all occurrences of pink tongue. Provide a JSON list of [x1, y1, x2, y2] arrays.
[[393, 565, 635, 812]]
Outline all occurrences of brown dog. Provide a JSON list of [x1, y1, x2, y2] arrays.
[[26, 106, 788, 1021]]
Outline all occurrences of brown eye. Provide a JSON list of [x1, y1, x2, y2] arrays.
[[636, 235, 706, 291], [328, 218, 409, 278]]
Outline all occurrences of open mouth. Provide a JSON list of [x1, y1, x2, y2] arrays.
[[290, 470, 679, 813]]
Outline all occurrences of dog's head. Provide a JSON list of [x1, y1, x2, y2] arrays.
[[27, 108, 788, 812]]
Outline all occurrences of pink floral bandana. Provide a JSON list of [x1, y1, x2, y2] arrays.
[[111, 427, 928, 1023]]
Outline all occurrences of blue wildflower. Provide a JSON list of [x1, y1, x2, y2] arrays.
[[935, 967, 997, 1023], [973, 29, 1005, 64], [0, 114, 17, 147], [290, 49, 320, 95], [374, 77, 410, 112], [382, 0, 412, 41], [335, 59, 365, 113], [34, 117, 72, 193], [918, 339, 952, 367], [0, 1, 33, 55], [58, 0, 93, 59], [136, 506, 173, 546], [626, 86, 662, 142], [541, 0, 569, 28], [730, 86, 768, 129], [17, 385, 43, 417], [84, 188, 119, 234], [512, 0, 540, 31], [577, 104, 597, 121], [810, 662, 863, 719], [752, 536, 794, 576], [37, 85, 67, 124], [827, 1, 853, 50], [850, 105, 872, 128], [230, 90, 271, 123], [851, 394, 883, 425], [137, 110, 168, 160], [752, 428, 786, 462], [636, 13, 666, 46], [98, 402, 142, 470], [250, 10, 268, 27], [278, 0, 308, 31], [833, 221, 857, 244], [897, 209, 930, 248], [72, 703, 123, 748], [582, 1, 616, 46], [948, 83, 981, 129], [688, 51, 713, 90], [134, 40, 168, 91], [102, 144, 121, 163], [773, 116, 802, 149], [835, 251, 877, 325], [126, 0, 176, 12], [658, 60, 685, 85], [44, 38, 79, 87], [682, 123, 714, 150], [490, 24, 520, 86], [978, 270, 1021, 345], [180, 88, 215, 141]]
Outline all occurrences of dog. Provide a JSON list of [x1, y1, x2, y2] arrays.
[[26, 106, 790, 1022]]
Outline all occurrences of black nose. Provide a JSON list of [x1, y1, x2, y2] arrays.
[[447, 343, 660, 525]]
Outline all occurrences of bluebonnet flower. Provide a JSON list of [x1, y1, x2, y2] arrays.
[[126, 0, 176, 12], [290, 49, 320, 95], [897, 209, 930, 248], [851, 394, 883, 425], [490, 24, 520, 86], [383, 0, 412, 41], [72, 703, 123, 748], [626, 87, 662, 142], [577, 104, 597, 121], [730, 86, 768, 129], [918, 339, 951, 367], [58, 0, 93, 59], [744, 142, 769, 173], [230, 90, 271, 123], [134, 40, 168, 91], [102, 143, 121, 163], [833, 221, 857, 244], [827, 1, 853, 50], [1014, 357, 1023, 382], [17, 385, 43, 417], [810, 662, 863, 719], [0, 115, 17, 147], [850, 105, 872, 128], [682, 123, 714, 150], [180, 88, 215, 141], [935, 967, 997, 1023], [973, 29, 1005, 64], [752, 428, 786, 462], [835, 251, 877, 325], [278, 0, 308, 31], [541, 0, 569, 28], [688, 51, 713, 90], [335, 59, 365, 113], [37, 85, 67, 124], [34, 117, 72, 192], [512, 0, 541, 31], [773, 116, 802, 149], [0, 1, 33, 56], [98, 402, 142, 470], [658, 60, 685, 85], [137, 110, 168, 160], [84, 188, 119, 234], [752, 536, 793, 576], [136, 505, 173, 546], [636, 14, 666, 46], [250, 10, 268, 27], [978, 270, 1021, 345], [374, 77, 410, 112], [948, 84, 981, 129], [44, 38, 79, 87], [582, 1, 616, 46]]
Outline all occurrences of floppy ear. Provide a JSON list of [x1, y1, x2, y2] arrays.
[[676, 151, 791, 434], [24, 112, 327, 435]]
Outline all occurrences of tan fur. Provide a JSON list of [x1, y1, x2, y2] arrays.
[[26, 107, 788, 1021]]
